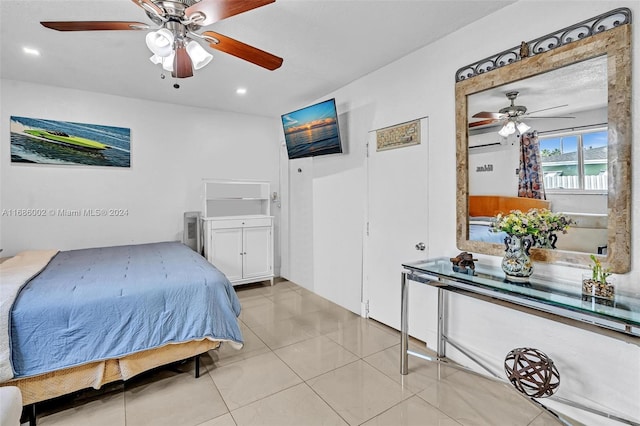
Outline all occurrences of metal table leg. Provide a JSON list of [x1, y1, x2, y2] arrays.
[[437, 287, 446, 358], [400, 271, 409, 375]]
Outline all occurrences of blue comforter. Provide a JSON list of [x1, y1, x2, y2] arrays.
[[10, 241, 242, 378]]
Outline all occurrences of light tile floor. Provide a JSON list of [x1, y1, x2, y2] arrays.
[[30, 280, 565, 426]]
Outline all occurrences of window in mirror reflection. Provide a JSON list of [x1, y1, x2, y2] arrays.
[[540, 129, 608, 192]]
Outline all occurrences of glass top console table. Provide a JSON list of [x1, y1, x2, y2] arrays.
[[399, 258, 640, 424]]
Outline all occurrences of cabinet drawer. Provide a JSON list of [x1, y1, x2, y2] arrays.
[[206, 217, 272, 229], [242, 217, 272, 227]]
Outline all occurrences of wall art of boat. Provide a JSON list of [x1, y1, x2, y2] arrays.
[[23, 129, 109, 150]]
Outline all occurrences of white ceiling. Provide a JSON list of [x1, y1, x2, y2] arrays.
[[1, 0, 515, 118]]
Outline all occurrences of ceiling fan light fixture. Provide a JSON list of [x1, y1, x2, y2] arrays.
[[186, 40, 213, 70], [517, 121, 531, 134], [498, 120, 516, 138], [161, 52, 175, 72], [145, 28, 174, 57]]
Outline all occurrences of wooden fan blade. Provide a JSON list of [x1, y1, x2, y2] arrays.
[[130, 0, 164, 17], [469, 119, 499, 128], [41, 21, 149, 31], [202, 31, 283, 70], [472, 111, 504, 119], [173, 46, 194, 78], [186, 0, 274, 27]]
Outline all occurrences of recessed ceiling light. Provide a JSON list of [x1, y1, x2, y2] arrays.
[[23, 47, 40, 56], [236, 87, 247, 95]]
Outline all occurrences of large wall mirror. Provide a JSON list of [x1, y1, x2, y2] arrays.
[[455, 14, 631, 273]]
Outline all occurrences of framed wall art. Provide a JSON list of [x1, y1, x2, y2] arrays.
[[10, 116, 130, 168], [376, 119, 421, 152]]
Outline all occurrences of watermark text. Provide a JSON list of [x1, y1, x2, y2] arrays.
[[2, 208, 129, 217]]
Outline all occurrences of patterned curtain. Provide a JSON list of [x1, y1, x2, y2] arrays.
[[518, 132, 545, 199]]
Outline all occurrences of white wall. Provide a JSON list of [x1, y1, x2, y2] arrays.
[[0, 80, 282, 275], [286, 157, 315, 291], [282, 1, 639, 424], [281, 102, 370, 313], [469, 142, 520, 196]]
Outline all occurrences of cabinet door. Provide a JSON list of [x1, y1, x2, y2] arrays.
[[242, 226, 272, 279], [210, 228, 244, 282]]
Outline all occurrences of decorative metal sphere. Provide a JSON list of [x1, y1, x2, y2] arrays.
[[504, 348, 560, 398]]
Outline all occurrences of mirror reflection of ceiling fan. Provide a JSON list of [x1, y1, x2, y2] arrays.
[[40, 0, 283, 79], [469, 91, 574, 137]]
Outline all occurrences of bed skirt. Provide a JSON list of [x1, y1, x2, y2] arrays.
[[0, 339, 221, 406]]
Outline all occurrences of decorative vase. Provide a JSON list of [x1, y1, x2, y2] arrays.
[[535, 232, 558, 249], [502, 234, 533, 282]]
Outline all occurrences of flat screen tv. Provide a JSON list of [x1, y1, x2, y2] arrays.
[[281, 98, 343, 159]]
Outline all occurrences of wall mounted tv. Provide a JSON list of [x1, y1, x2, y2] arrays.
[[281, 98, 343, 159]]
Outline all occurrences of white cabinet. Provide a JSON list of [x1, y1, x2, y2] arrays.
[[202, 180, 274, 286], [203, 217, 274, 285]]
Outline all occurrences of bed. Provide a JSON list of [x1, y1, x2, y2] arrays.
[[468, 195, 551, 243], [0, 241, 243, 408]]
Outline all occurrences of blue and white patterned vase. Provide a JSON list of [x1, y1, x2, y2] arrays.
[[502, 234, 533, 282], [535, 232, 558, 249]]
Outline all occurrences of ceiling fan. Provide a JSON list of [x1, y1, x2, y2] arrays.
[[469, 91, 574, 136], [40, 0, 283, 79]]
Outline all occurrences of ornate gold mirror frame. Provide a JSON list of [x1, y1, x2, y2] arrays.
[[455, 9, 632, 273]]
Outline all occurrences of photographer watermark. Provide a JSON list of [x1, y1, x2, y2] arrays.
[[2, 208, 129, 217]]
